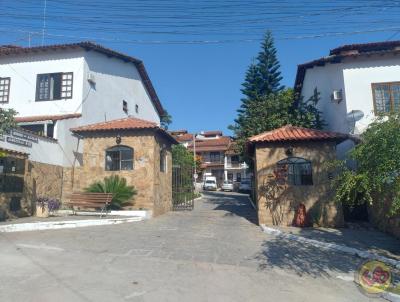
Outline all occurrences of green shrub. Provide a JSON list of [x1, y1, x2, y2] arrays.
[[85, 175, 137, 209]]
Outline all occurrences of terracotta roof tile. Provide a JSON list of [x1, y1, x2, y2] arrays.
[[70, 117, 178, 144], [248, 125, 348, 143], [16, 113, 82, 123], [71, 117, 158, 132], [188, 136, 231, 152]]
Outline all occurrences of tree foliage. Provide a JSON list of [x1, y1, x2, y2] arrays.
[[230, 31, 324, 157], [0, 108, 17, 135], [85, 175, 137, 209], [332, 114, 400, 216], [160, 110, 172, 130], [172, 144, 200, 171]]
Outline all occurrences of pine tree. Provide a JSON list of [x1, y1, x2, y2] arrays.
[[256, 31, 284, 94]]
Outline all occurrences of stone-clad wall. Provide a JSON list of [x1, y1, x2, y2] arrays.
[[0, 160, 63, 219], [255, 141, 344, 227], [62, 130, 173, 214], [153, 134, 173, 216]]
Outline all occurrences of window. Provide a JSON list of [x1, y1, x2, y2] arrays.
[[36, 72, 73, 101], [160, 149, 166, 173], [372, 82, 400, 114], [123, 100, 128, 113], [276, 157, 313, 186], [231, 155, 239, 163], [105, 146, 133, 171], [210, 152, 220, 162], [236, 173, 241, 182], [135, 104, 139, 114], [227, 173, 233, 181], [0, 77, 10, 103]]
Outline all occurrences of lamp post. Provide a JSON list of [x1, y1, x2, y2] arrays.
[[193, 133, 197, 180]]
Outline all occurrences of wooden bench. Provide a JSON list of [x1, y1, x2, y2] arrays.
[[65, 192, 113, 217]]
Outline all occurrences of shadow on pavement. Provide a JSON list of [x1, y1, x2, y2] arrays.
[[255, 236, 360, 277], [201, 191, 258, 225]]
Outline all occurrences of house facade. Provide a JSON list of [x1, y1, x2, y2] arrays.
[[249, 125, 348, 227], [295, 40, 400, 157], [171, 130, 249, 186], [0, 42, 171, 219], [0, 42, 164, 166]]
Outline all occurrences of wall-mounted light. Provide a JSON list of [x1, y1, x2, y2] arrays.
[[285, 147, 293, 156], [116, 134, 121, 144]]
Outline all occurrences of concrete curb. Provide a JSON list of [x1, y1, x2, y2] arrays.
[[0, 217, 143, 233], [56, 209, 152, 219], [261, 224, 400, 269]]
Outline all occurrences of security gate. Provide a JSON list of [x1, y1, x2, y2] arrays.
[[172, 164, 194, 211]]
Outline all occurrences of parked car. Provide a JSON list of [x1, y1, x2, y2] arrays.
[[203, 179, 217, 191], [238, 179, 252, 193], [221, 180, 234, 192]]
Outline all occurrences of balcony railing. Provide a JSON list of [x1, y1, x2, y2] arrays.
[[225, 162, 246, 169]]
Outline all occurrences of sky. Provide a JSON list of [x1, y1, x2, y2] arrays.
[[1, 0, 400, 135]]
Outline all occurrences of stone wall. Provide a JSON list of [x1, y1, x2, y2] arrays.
[[0, 160, 63, 219], [254, 141, 344, 227], [368, 197, 400, 239], [153, 134, 173, 216], [62, 130, 173, 215]]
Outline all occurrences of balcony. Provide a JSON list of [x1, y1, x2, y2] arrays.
[[225, 162, 247, 169]]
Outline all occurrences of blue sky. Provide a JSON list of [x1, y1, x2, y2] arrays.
[[1, 0, 400, 134]]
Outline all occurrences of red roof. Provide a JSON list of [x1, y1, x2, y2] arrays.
[[71, 117, 158, 132], [188, 136, 231, 152], [175, 133, 194, 142], [70, 117, 178, 143], [0, 41, 165, 116], [16, 113, 81, 123], [248, 125, 348, 143]]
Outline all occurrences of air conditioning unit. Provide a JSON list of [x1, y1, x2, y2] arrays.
[[331, 89, 343, 103], [87, 73, 96, 84]]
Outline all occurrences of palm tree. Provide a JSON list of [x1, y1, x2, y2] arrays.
[[85, 175, 137, 209]]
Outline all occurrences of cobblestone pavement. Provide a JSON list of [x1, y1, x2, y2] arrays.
[[0, 192, 378, 301]]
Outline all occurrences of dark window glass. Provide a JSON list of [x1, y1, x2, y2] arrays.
[[160, 150, 166, 173], [276, 157, 313, 186], [210, 152, 220, 162], [231, 155, 239, 163], [236, 173, 241, 182], [123, 100, 128, 113], [105, 146, 133, 171], [36, 72, 73, 101]]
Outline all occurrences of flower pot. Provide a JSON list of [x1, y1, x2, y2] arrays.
[[36, 204, 49, 218]]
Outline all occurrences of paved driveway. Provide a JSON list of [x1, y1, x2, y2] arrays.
[[0, 192, 376, 301]]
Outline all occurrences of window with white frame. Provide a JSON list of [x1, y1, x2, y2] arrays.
[[160, 149, 167, 172], [36, 72, 73, 101], [0, 77, 10, 103]]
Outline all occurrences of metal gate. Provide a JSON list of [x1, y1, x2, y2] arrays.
[[172, 164, 194, 211]]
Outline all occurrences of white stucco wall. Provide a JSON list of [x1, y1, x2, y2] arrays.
[[81, 51, 160, 125], [301, 53, 400, 134], [0, 50, 85, 117], [0, 133, 64, 166], [0, 47, 162, 167], [301, 53, 400, 157]]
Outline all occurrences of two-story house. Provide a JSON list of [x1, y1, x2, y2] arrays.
[[295, 40, 400, 157], [171, 130, 248, 187], [0, 42, 164, 167]]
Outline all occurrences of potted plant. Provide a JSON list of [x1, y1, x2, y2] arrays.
[[36, 197, 61, 218]]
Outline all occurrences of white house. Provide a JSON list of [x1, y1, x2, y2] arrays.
[[0, 42, 165, 166], [171, 130, 249, 186], [295, 40, 400, 157]]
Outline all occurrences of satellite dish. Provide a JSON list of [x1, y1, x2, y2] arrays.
[[346, 110, 364, 134], [346, 110, 364, 122]]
